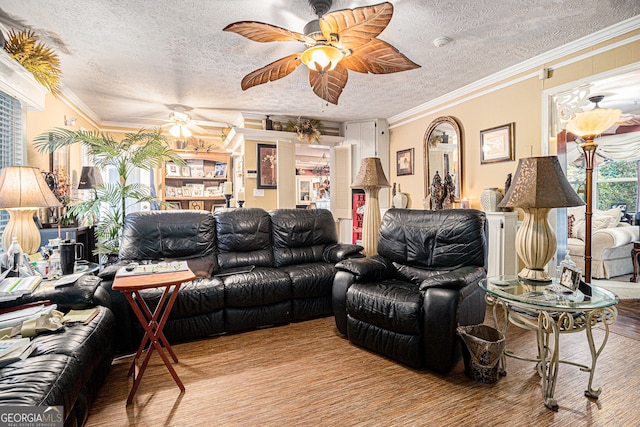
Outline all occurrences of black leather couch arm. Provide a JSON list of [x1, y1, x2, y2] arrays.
[[323, 243, 364, 263], [335, 255, 393, 282], [418, 266, 486, 291]]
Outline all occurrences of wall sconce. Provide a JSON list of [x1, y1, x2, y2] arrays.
[[64, 115, 77, 126]]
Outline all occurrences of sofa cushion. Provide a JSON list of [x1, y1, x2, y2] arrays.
[[569, 205, 622, 240], [222, 267, 291, 307], [377, 209, 486, 270], [270, 209, 338, 267], [347, 280, 423, 335], [139, 277, 224, 319], [119, 211, 217, 268], [215, 208, 274, 268], [283, 263, 337, 298]]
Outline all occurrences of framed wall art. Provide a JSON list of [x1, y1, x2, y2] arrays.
[[257, 143, 277, 189], [396, 148, 414, 176], [480, 122, 515, 164]]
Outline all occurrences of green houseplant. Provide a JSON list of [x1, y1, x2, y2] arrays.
[[34, 128, 183, 257]]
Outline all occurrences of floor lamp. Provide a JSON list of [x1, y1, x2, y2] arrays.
[[498, 156, 584, 281], [0, 166, 62, 254], [566, 96, 621, 283], [351, 157, 389, 256]]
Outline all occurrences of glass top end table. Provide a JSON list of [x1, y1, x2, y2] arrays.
[[479, 275, 618, 411]]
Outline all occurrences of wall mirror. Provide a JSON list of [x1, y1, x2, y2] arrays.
[[423, 116, 463, 202]]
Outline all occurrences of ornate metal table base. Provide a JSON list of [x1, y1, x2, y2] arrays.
[[486, 294, 617, 411]]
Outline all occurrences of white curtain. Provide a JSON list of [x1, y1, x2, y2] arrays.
[[567, 131, 640, 162]]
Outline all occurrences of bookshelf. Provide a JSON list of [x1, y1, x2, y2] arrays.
[[162, 150, 231, 211]]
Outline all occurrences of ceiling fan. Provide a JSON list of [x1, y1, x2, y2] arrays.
[[160, 109, 208, 138], [223, 0, 420, 105]]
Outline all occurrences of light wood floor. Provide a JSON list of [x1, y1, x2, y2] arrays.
[[87, 301, 640, 426]]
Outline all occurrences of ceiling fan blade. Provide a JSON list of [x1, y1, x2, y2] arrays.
[[223, 21, 312, 44], [188, 123, 210, 134], [241, 53, 303, 90], [309, 63, 348, 105], [341, 38, 420, 74], [320, 2, 393, 50]]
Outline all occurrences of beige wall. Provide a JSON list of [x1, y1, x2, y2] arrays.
[[389, 29, 640, 209], [243, 139, 277, 211], [25, 93, 99, 179]]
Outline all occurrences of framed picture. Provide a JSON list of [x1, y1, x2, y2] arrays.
[[168, 202, 182, 210], [480, 123, 515, 164], [214, 162, 227, 178], [165, 163, 180, 177], [257, 143, 277, 189], [189, 200, 204, 210], [191, 184, 204, 197], [181, 166, 191, 177], [165, 186, 176, 197], [559, 266, 581, 291], [396, 148, 414, 176], [182, 186, 192, 197]]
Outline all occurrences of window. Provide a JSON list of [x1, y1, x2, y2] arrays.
[[0, 91, 23, 236], [567, 158, 639, 214]]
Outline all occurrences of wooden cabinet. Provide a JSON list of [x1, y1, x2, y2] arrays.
[[162, 151, 231, 211]]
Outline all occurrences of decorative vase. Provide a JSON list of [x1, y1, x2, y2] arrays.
[[262, 115, 273, 130], [480, 188, 503, 212], [430, 171, 444, 210], [393, 192, 408, 208]]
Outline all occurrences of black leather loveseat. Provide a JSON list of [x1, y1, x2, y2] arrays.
[[332, 208, 488, 373], [0, 276, 115, 427], [99, 208, 362, 353]]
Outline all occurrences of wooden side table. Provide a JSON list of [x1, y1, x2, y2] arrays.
[[631, 241, 640, 283], [112, 267, 195, 405]]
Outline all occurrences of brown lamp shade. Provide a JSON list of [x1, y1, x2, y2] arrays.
[[498, 156, 584, 209], [77, 166, 104, 189], [0, 166, 62, 208], [351, 157, 390, 189]]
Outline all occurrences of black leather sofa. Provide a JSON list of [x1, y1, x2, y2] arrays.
[[99, 208, 362, 353], [332, 208, 488, 373], [0, 276, 116, 427]]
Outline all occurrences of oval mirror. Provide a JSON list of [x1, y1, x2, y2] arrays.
[[423, 116, 463, 204]]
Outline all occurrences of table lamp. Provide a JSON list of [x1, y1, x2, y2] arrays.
[[352, 157, 390, 256], [0, 166, 62, 254], [566, 96, 621, 283], [77, 166, 104, 193], [498, 156, 584, 282]]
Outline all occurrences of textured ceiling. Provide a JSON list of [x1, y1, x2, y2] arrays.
[[1, 1, 639, 130]]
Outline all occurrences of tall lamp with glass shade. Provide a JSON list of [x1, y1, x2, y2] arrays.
[[0, 166, 62, 254], [351, 157, 390, 257], [498, 156, 584, 281], [566, 96, 622, 283]]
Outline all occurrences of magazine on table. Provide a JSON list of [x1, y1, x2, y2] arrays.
[[0, 338, 34, 368]]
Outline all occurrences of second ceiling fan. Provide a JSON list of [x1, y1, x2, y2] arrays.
[[223, 1, 420, 105]]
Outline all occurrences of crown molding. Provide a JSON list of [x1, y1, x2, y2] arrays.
[[0, 50, 47, 111], [388, 15, 640, 127]]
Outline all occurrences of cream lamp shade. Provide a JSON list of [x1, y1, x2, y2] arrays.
[[565, 99, 622, 283], [352, 157, 390, 256], [0, 166, 62, 254], [498, 156, 584, 281]]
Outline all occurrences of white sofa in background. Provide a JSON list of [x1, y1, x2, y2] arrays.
[[567, 205, 639, 279]]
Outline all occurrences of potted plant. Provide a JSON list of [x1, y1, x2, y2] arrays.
[[34, 128, 183, 260]]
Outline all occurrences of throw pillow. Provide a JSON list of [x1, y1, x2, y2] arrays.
[[567, 214, 575, 238]]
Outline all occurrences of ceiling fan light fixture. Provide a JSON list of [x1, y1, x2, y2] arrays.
[[169, 124, 192, 138], [301, 44, 343, 72]]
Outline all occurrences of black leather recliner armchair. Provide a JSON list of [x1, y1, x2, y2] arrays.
[[332, 208, 488, 373]]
